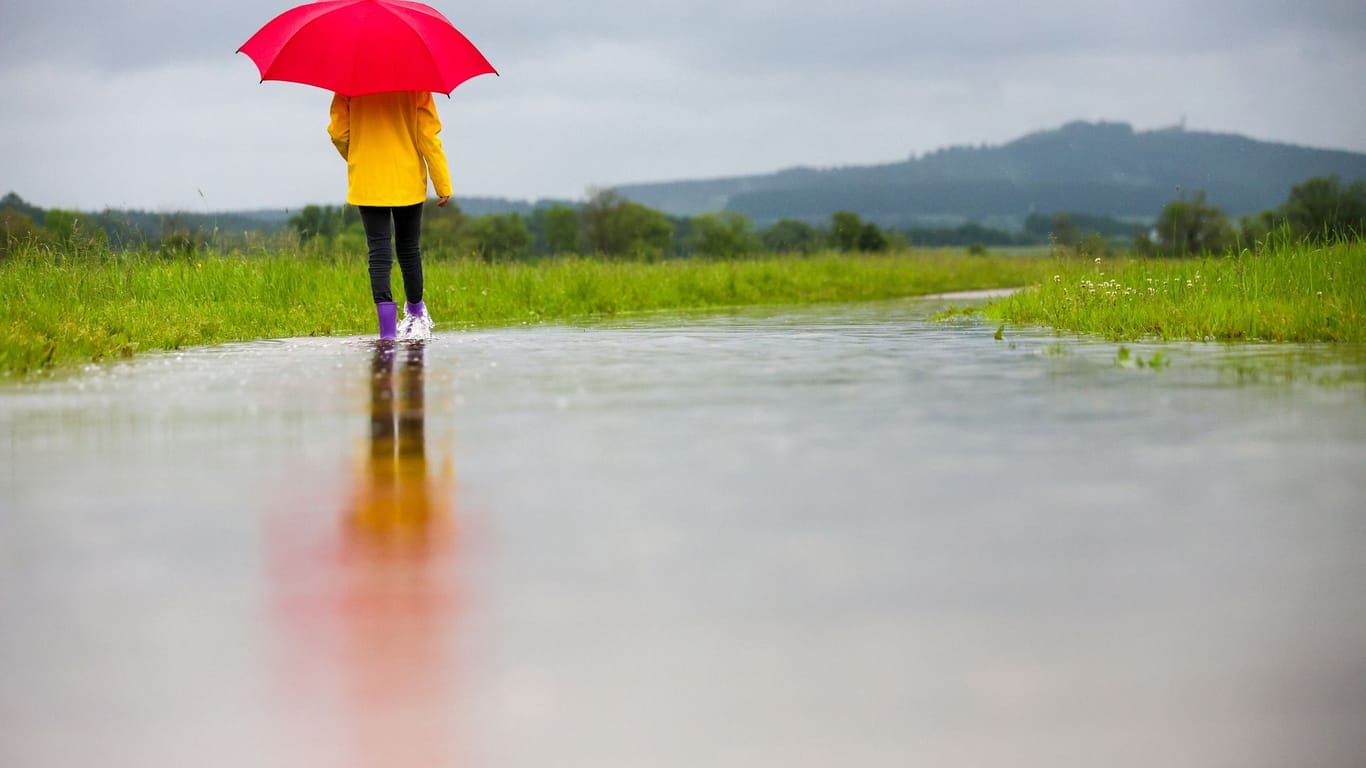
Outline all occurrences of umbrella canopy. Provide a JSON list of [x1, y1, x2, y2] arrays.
[[238, 0, 496, 97]]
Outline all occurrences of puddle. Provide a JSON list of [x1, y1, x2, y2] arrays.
[[3, 298, 1365, 767]]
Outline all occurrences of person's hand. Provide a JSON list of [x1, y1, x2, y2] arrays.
[[437, 196, 450, 208]]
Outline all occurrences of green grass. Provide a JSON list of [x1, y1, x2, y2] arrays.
[[0, 243, 1052, 376], [983, 238, 1366, 343]]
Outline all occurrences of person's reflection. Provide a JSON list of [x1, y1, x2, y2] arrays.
[[350, 341, 450, 544], [337, 341, 459, 766], [271, 341, 460, 767]]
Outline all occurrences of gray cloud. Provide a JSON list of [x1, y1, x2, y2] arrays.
[[2, 1, 1364, 210], [0, 2, 281, 69], [7, 1, 1364, 72]]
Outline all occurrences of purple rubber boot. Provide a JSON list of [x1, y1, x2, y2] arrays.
[[399, 300, 434, 340], [376, 301, 398, 340]]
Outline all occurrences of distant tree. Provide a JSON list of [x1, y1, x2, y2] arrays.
[[1077, 232, 1112, 258], [1132, 229, 1156, 257], [43, 209, 107, 251], [1, 210, 44, 258], [856, 221, 889, 252], [828, 211, 889, 252], [1050, 213, 1078, 248], [1155, 191, 1234, 256], [43, 209, 80, 242], [537, 203, 580, 255], [157, 228, 206, 258], [422, 199, 466, 253], [580, 189, 674, 260], [1279, 176, 1366, 241], [829, 210, 864, 252], [760, 218, 822, 253], [464, 213, 532, 261], [1, 192, 45, 226], [94, 209, 138, 249], [688, 212, 758, 259], [289, 204, 343, 242], [905, 222, 1021, 247], [1237, 209, 1280, 247], [1024, 212, 1145, 245]]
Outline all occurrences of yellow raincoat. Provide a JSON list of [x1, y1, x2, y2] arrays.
[[327, 91, 453, 207]]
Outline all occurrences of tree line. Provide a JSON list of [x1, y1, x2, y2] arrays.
[[280, 189, 898, 262], [280, 192, 1136, 262], [1134, 176, 1366, 256], [285, 176, 1366, 260], [4, 175, 1362, 261]]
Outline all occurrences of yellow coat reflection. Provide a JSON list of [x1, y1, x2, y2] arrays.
[[339, 342, 460, 766], [270, 342, 462, 767], [348, 341, 455, 553]]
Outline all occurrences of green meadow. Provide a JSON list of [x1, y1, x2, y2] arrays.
[[0, 243, 1052, 376], [3, 235, 1362, 378], [983, 237, 1366, 343]]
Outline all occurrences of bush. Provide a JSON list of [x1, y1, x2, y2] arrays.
[[857, 222, 889, 252], [1, 210, 45, 259], [464, 213, 532, 261], [535, 204, 580, 255], [1280, 176, 1366, 241], [760, 218, 823, 254], [830, 211, 863, 252], [830, 211, 888, 253], [580, 189, 674, 260], [1154, 192, 1234, 256], [688, 212, 758, 259]]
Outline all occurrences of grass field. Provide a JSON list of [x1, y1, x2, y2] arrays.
[[0, 244, 1052, 376], [983, 238, 1366, 343]]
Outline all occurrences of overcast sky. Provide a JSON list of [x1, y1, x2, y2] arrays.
[[2, 0, 1364, 212]]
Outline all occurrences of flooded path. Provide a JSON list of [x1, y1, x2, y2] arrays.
[[3, 298, 1366, 767]]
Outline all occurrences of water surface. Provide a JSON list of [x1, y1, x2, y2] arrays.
[[2, 298, 1365, 767]]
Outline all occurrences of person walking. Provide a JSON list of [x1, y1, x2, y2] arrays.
[[328, 90, 451, 340]]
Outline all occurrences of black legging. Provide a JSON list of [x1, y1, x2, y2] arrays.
[[359, 203, 424, 304]]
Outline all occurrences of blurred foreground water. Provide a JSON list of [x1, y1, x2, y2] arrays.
[[2, 297, 1365, 767]]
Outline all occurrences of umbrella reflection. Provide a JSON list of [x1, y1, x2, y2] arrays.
[[270, 341, 461, 767]]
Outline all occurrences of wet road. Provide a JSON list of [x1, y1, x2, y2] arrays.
[[3, 298, 1366, 767]]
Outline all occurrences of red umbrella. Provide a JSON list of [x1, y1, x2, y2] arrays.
[[238, 0, 497, 97]]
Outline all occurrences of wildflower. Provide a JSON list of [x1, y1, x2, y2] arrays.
[[1094, 257, 1101, 264], [1053, 274, 1061, 282]]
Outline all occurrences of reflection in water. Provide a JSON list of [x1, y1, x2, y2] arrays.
[[352, 342, 452, 545], [271, 342, 460, 767], [7, 307, 1366, 768]]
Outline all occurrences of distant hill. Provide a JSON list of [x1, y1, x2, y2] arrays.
[[613, 121, 1366, 228], [10, 122, 1365, 237]]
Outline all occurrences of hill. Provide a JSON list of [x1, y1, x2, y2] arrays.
[[613, 121, 1366, 228]]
